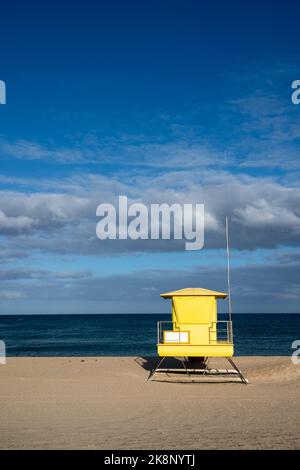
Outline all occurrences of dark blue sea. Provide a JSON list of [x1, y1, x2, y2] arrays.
[[0, 314, 299, 356]]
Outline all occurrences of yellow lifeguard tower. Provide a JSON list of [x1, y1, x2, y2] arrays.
[[147, 218, 247, 383], [158, 287, 233, 358], [148, 287, 247, 383]]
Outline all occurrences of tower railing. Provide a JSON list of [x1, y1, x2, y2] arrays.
[[157, 321, 180, 344], [157, 320, 233, 345], [210, 320, 233, 344]]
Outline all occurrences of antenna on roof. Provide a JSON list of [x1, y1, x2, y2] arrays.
[[225, 216, 232, 323]]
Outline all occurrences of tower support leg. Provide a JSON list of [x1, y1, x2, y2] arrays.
[[180, 358, 190, 377], [202, 357, 209, 376], [226, 357, 248, 384], [147, 357, 166, 381]]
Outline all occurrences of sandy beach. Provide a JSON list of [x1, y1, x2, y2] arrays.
[[0, 356, 299, 450]]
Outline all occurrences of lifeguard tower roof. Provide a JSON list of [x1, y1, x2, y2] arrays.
[[160, 288, 228, 299]]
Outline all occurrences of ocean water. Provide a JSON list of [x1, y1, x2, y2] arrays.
[[0, 313, 299, 356]]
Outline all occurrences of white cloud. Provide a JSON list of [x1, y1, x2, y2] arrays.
[[0, 191, 90, 234], [0, 290, 27, 299], [0, 210, 36, 232], [1, 257, 299, 312], [0, 135, 229, 169], [0, 170, 299, 253]]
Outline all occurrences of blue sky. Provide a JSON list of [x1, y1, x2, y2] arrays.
[[0, 0, 300, 313]]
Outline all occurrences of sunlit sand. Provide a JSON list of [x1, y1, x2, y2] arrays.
[[0, 356, 299, 449]]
